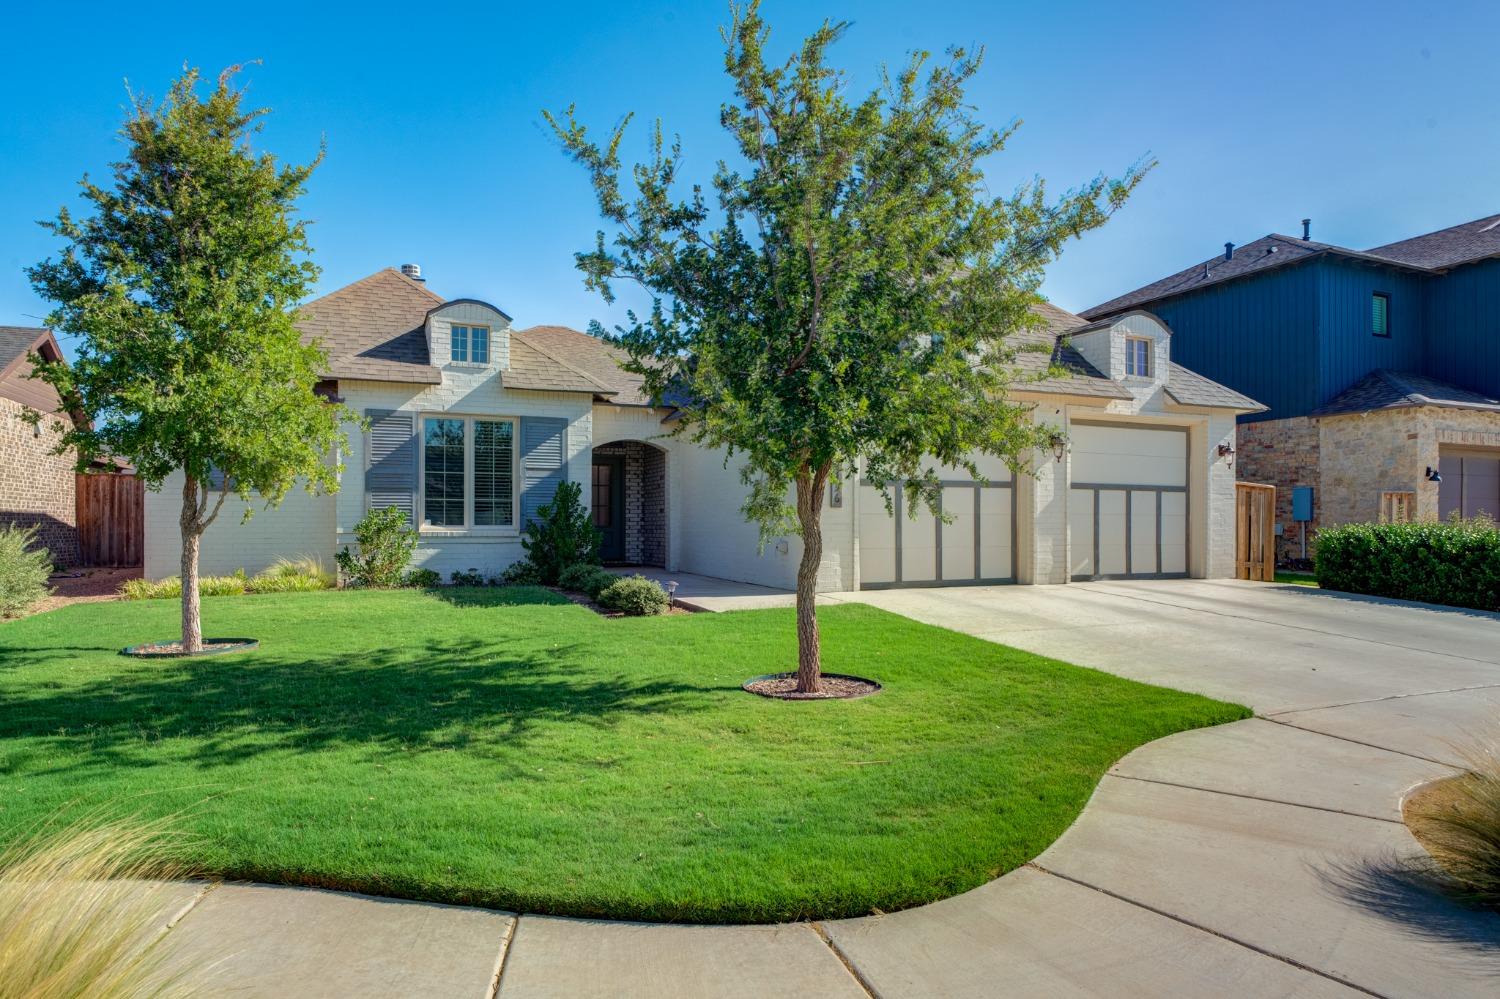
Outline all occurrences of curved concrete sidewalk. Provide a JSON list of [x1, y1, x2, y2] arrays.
[[141, 580, 1500, 997]]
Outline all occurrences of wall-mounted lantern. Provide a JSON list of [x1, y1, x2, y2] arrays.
[[1217, 443, 1235, 467], [1049, 434, 1067, 463], [1425, 466, 1442, 483]]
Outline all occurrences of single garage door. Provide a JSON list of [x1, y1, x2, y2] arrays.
[[1438, 448, 1500, 520], [1069, 422, 1188, 580], [857, 454, 1014, 588]]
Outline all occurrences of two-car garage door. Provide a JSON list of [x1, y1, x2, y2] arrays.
[[1068, 423, 1188, 580]]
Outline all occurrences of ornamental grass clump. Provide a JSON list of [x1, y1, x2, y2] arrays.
[[597, 574, 670, 616], [1405, 736, 1500, 908], [0, 816, 199, 998], [1314, 515, 1500, 611], [0, 525, 52, 619], [249, 556, 334, 593]]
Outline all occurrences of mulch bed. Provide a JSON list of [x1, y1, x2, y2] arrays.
[[121, 638, 259, 658], [743, 672, 882, 700]]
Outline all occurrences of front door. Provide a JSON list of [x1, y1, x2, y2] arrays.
[[592, 456, 626, 562]]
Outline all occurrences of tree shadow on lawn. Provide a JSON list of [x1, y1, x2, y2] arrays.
[[0, 635, 711, 775]]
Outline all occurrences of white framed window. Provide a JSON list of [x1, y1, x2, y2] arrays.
[[1125, 336, 1152, 377], [450, 325, 491, 364], [421, 414, 517, 530]]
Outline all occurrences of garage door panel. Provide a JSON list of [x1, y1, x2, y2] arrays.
[[1160, 492, 1187, 574], [1071, 424, 1187, 488], [1097, 490, 1128, 575], [901, 507, 938, 582], [1129, 490, 1158, 574], [941, 486, 976, 580], [856, 484, 896, 584], [1071, 424, 1187, 580], [1068, 492, 1094, 578], [979, 488, 1013, 580]]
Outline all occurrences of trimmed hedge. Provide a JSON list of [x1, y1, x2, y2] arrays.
[[597, 574, 670, 616], [1314, 517, 1500, 611]]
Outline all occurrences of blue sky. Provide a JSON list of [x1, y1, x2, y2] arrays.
[[4, 1, 1498, 357]]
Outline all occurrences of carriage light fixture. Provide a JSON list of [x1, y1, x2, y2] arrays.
[[1049, 434, 1067, 463], [1425, 466, 1442, 483], [1217, 443, 1235, 466]]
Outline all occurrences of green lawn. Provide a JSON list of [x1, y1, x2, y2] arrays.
[[0, 589, 1247, 923], [1275, 571, 1320, 587]]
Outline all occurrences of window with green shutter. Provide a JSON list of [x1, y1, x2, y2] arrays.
[[1372, 292, 1390, 337]]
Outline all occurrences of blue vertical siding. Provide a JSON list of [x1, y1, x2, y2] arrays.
[[1150, 261, 1320, 423], [1423, 257, 1500, 396], [1315, 259, 1427, 402]]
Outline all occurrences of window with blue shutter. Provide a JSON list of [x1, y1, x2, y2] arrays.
[[365, 409, 418, 525], [520, 417, 567, 527], [1372, 292, 1390, 337]]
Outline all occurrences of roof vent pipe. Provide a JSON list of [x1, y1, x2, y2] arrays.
[[400, 263, 424, 282], [1224, 242, 1235, 261], [1301, 218, 1311, 241]]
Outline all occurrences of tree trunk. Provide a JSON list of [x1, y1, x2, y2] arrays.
[[793, 466, 830, 694], [180, 476, 203, 654]]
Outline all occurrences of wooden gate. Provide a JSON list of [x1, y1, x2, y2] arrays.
[[1235, 482, 1275, 581], [76, 473, 144, 567]]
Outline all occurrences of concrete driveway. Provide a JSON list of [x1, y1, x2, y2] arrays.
[[826, 579, 1500, 997]]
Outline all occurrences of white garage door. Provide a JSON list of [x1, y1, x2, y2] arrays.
[[1068, 423, 1188, 580], [857, 454, 1014, 588]]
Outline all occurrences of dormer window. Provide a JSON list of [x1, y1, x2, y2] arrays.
[[451, 325, 490, 364], [1125, 337, 1152, 377]]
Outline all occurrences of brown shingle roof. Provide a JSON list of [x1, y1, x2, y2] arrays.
[[506, 336, 617, 395], [1365, 213, 1500, 269], [1312, 369, 1500, 417], [0, 326, 50, 378], [296, 268, 443, 384], [512, 325, 651, 405]]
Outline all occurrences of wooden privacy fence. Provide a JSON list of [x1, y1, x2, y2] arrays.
[[1235, 482, 1276, 581], [76, 472, 143, 567]]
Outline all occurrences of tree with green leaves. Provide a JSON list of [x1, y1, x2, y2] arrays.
[[547, 2, 1149, 693], [28, 66, 350, 654]]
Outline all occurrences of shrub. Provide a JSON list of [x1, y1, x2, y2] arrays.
[[1314, 516, 1500, 611], [246, 556, 333, 594], [597, 574, 670, 616], [121, 573, 251, 599], [0, 526, 51, 618], [559, 563, 618, 600], [499, 560, 544, 586], [1405, 735, 1500, 907], [519, 481, 601, 585], [336, 506, 418, 588], [450, 568, 486, 587], [402, 568, 442, 588]]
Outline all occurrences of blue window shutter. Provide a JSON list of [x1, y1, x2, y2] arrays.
[[365, 409, 418, 525], [520, 417, 568, 527]]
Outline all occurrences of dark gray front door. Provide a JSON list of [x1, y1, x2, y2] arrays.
[[593, 456, 625, 562]]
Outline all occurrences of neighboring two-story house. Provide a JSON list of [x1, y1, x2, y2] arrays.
[[141, 266, 1261, 589], [1082, 215, 1500, 562]]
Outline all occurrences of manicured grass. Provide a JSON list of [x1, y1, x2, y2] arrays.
[[1275, 571, 1320, 587], [0, 589, 1248, 923]]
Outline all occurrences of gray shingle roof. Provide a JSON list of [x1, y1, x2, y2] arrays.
[[296, 269, 443, 383], [1364, 213, 1500, 269], [1164, 362, 1264, 411], [0, 326, 48, 376], [1083, 213, 1500, 320], [1312, 369, 1500, 417]]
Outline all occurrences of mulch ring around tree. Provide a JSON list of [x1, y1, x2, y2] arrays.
[[120, 638, 259, 658], [743, 671, 882, 700]]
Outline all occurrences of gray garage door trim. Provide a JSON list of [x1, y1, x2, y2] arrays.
[[859, 478, 1016, 589], [1069, 421, 1190, 582]]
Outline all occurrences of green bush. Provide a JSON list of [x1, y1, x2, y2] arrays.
[[336, 507, 418, 588], [402, 568, 442, 588], [597, 574, 670, 616], [499, 560, 544, 586], [559, 563, 619, 600], [1314, 516, 1500, 611], [450, 568, 486, 587], [519, 481, 601, 585], [0, 526, 51, 618]]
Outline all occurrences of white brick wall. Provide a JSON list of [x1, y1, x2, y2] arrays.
[[143, 472, 336, 580]]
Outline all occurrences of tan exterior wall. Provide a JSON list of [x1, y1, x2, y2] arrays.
[[1319, 406, 1500, 528], [1236, 417, 1320, 563], [0, 397, 79, 565]]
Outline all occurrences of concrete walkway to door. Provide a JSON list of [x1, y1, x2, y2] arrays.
[[129, 579, 1500, 997]]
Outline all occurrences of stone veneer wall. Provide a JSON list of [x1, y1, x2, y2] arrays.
[[1320, 406, 1500, 526], [1236, 416, 1319, 564], [593, 441, 667, 566], [0, 397, 79, 565]]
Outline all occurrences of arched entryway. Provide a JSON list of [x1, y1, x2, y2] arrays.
[[591, 440, 668, 566]]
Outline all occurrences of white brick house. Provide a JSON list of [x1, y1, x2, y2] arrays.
[[143, 268, 1263, 589]]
